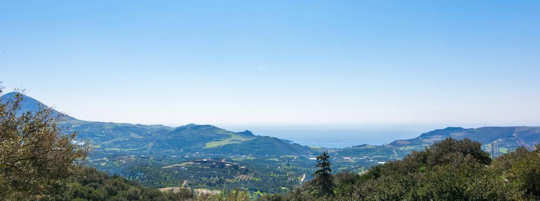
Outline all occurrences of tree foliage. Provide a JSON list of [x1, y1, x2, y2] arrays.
[[2, 87, 540, 201], [271, 138, 539, 201], [0, 90, 87, 200], [311, 152, 334, 197]]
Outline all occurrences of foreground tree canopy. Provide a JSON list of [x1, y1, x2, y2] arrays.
[[274, 138, 540, 201], [0, 90, 87, 200]]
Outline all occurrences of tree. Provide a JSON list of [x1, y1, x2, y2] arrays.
[[0, 90, 87, 200], [495, 145, 540, 200], [312, 152, 335, 197], [333, 172, 361, 198]]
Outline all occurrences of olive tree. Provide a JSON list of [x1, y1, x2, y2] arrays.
[[0, 89, 87, 200]]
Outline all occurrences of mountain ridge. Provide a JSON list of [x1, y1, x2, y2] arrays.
[[0, 92, 312, 157], [0, 92, 77, 120], [2, 91, 540, 192], [2, 92, 539, 157]]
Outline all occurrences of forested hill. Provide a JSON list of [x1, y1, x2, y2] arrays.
[[391, 126, 540, 150], [0, 92, 312, 157], [2, 92, 539, 161], [332, 126, 540, 168], [2, 92, 540, 193]]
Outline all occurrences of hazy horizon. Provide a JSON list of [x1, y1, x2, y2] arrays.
[[2, 1, 540, 128], [3, 88, 538, 148], [2, 1, 540, 200]]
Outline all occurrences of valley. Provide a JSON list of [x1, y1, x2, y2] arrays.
[[2, 92, 540, 193]]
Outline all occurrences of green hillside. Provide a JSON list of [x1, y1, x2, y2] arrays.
[[332, 126, 540, 171], [2, 92, 540, 193]]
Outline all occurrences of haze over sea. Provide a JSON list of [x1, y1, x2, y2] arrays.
[[223, 124, 489, 148], [3, 1, 540, 134], [3, 1, 540, 150], [231, 126, 423, 148]]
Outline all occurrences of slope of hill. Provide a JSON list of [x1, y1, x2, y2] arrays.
[[332, 126, 540, 170], [0, 92, 76, 120], [2, 92, 540, 192], [57, 120, 174, 153], [0, 92, 312, 158], [154, 124, 256, 153], [390, 126, 540, 151]]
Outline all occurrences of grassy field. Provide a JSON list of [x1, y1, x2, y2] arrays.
[[204, 134, 254, 148]]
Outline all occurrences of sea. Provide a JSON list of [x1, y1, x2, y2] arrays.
[[225, 124, 440, 148]]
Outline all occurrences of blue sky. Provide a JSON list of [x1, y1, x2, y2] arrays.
[[2, 0, 540, 128]]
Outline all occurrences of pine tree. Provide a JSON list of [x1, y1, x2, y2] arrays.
[[312, 152, 335, 197]]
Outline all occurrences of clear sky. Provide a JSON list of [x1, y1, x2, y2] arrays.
[[2, 0, 540, 128]]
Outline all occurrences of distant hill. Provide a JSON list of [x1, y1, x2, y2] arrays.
[[0, 92, 312, 157], [333, 126, 540, 169], [0, 92, 76, 120], [390, 126, 540, 150], [2, 91, 539, 160], [2, 91, 539, 192]]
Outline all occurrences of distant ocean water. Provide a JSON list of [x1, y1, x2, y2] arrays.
[[225, 125, 438, 148]]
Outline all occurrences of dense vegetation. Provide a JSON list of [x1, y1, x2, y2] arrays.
[[1, 89, 540, 201], [0, 90, 249, 201], [56, 167, 185, 201], [267, 138, 540, 201], [52, 139, 540, 201], [0, 91, 87, 200], [3, 92, 540, 193], [120, 158, 306, 193]]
